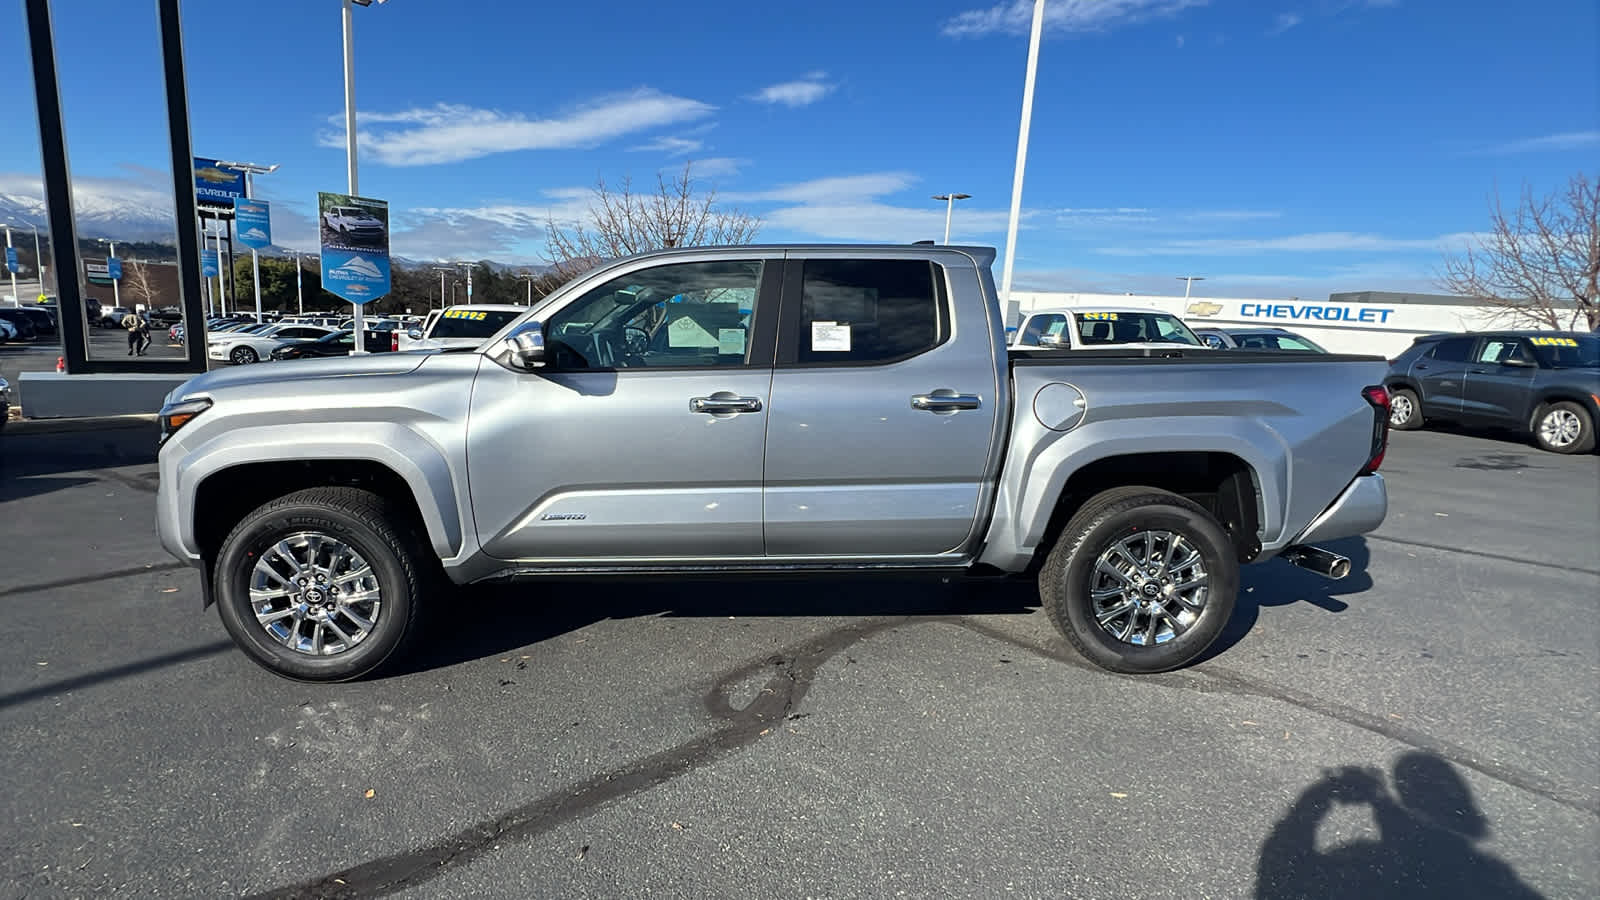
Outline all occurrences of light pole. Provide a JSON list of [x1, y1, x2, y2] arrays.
[[289, 251, 304, 315], [932, 193, 971, 245], [216, 160, 279, 322], [97, 238, 120, 309], [999, 0, 1046, 307], [343, 0, 387, 352], [517, 271, 535, 305], [32, 224, 47, 296], [1177, 275, 1206, 301], [432, 266, 452, 309], [456, 261, 474, 303], [3, 225, 18, 305], [211, 223, 228, 315]]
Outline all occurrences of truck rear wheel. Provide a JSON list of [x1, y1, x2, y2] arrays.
[[1039, 487, 1238, 674], [213, 487, 430, 682]]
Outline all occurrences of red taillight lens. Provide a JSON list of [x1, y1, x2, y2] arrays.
[[391, 332, 399, 352], [1360, 385, 1390, 473]]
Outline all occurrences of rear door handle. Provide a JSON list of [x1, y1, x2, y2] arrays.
[[911, 392, 982, 412], [691, 396, 762, 414], [1468, 368, 1491, 374], [1414, 364, 1429, 371]]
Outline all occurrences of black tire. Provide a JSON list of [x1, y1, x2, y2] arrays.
[[230, 345, 258, 365], [1388, 387, 1422, 430], [214, 487, 431, 681], [1532, 401, 1595, 454], [1039, 486, 1238, 674]]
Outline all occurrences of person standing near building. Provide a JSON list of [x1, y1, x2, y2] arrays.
[[124, 309, 143, 355]]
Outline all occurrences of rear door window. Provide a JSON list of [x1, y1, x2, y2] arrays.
[[787, 259, 946, 365], [1429, 337, 1476, 363]]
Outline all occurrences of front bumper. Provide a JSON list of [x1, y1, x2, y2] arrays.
[[1291, 473, 1388, 546]]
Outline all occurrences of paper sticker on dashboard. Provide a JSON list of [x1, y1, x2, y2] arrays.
[[718, 328, 746, 356], [811, 321, 851, 352]]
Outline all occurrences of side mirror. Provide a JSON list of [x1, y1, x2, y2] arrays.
[[1501, 356, 1534, 368], [502, 321, 545, 370], [406, 328, 423, 340]]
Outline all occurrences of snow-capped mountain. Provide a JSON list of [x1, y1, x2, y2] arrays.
[[0, 180, 183, 243]]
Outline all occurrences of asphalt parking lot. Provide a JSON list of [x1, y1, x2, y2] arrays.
[[1, 425, 1596, 898]]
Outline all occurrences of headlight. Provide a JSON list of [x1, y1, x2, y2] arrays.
[[159, 397, 212, 442]]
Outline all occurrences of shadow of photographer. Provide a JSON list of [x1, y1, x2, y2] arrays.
[[1257, 751, 1543, 899]]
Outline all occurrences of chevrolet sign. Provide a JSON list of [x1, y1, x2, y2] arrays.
[[1186, 301, 1224, 317], [1240, 302, 1395, 324]]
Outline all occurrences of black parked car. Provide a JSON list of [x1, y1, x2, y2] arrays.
[[1193, 326, 1327, 353], [17, 306, 57, 339], [0, 308, 40, 341], [148, 306, 184, 327], [270, 329, 395, 360], [1385, 331, 1600, 454]]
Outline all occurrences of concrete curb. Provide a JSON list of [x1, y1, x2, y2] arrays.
[[3, 413, 159, 436]]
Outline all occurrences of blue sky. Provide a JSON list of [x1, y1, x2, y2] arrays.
[[1, 0, 1595, 298]]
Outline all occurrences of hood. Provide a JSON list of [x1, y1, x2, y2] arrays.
[[173, 351, 431, 400]]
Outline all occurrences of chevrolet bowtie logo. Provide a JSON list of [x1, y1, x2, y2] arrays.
[[1186, 301, 1224, 317]]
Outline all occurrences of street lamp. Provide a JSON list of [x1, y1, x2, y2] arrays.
[[216, 160, 279, 322], [932, 193, 971, 245], [285, 250, 305, 315], [1177, 275, 1206, 301], [455, 261, 474, 303], [342, 0, 388, 352], [999, 0, 1046, 306], [432, 266, 453, 309], [516, 271, 536, 305], [96, 238, 120, 309]]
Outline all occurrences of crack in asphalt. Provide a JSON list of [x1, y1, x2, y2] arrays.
[[1369, 534, 1600, 577], [252, 615, 1597, 899], [0, 561, 190, 599]]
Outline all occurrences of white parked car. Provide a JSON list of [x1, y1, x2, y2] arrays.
[[1011, 307, 1209, 350], [208, 323, 335, 364], [395, 304, 526, 352]]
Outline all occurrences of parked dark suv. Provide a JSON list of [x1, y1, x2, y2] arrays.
[[1385, 331, 1599, 454]]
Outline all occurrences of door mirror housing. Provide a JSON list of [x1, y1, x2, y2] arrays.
[[406, 328, 423, 340], [501, 321, 545, 370]]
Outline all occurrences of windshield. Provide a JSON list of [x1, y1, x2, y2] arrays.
[[1528, 335, 1599, 369], [429, 309, 523, 340], [1076, 312, 1203, 346], [1230, 331, 1327, 352]]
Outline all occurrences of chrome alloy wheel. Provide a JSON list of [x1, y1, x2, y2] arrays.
[[1089, 530, 1208, 646], [1389, 394, 1414, 427], [1539, 408, 1582, 448], [249, 532, 382, 656]]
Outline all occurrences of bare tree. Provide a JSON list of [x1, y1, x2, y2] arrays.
[[1439, 173, 1599, 330], [125, 259, 161, 311], [544, 161, 761, 280]]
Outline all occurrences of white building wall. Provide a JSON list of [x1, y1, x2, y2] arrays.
[[1006, 291, 1556, 359]]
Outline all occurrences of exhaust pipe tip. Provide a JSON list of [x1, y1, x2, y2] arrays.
[[1284, 545, 1352, 580]]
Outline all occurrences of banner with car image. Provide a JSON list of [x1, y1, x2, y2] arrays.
[[317, 191, 391, 304]]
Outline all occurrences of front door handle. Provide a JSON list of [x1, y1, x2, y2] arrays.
[[911, 392, 982, 412], [691, 395, 762, 414], [1414, 364, 1430, 371], [1468, 368, 1491, 374]]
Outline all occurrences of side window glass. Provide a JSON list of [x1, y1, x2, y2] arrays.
[[1202, 333, 1226, 349], [1430, 338, 1474, 363], [797, 259, 943, 364], [1476, 340, 1508, 363], [545, 261, 762, 369]]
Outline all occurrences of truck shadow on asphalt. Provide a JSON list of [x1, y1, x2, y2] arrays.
[[1200, 537, 1372, 665], [1256, 751, 1545, 899], [396, 576, 1042, 677]]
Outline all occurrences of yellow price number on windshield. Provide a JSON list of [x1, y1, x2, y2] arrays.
[[1530, 336, 1578, 347], [1080, 312, 1119, 321], [443, 310, 487, 321]]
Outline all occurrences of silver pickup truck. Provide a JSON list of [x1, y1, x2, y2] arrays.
[[156, 245, 1391, 681]]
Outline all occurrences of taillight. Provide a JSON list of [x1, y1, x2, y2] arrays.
[[391, 331, 400, 352], [1360, 385, 1390, 473]]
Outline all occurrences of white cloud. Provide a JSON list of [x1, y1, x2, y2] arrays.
[[764, 203, 1017, 243], [1268, 12, 1303, 34], [630, 135, 704, 155], [1094, 231, 1481, 255], [321, 90, 716, 166], [688, 157, 749, 178], [1175, 34, 1186, 47], [723, 172, 917, 204], [942, 0, 1207, 38], [1477, 130, 1600, 155], [750, 73, 835, 107]]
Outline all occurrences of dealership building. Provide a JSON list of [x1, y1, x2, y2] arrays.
[[1005, 290, 1564, 359]]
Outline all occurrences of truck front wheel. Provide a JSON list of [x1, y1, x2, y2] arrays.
[[213, 487, 430, 682], [1040, 487, 1238, 674]]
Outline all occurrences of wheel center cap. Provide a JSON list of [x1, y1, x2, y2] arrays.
[[1141, 583, 1161, 598], [304, 587, 326, 604]]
